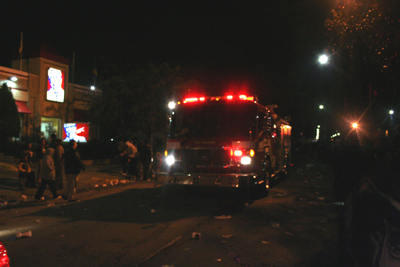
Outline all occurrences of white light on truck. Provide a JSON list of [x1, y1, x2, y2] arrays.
[[168, 102, 176, 109], [241, 156, 251, 165], [166, 155, 175, 166]]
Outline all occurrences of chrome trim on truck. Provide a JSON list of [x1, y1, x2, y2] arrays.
[[156, 172, 258, 187]]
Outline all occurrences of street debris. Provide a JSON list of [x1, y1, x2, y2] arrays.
[[0, 201, 7, 208], [191, 232, 201, 239], [270, 221, 280, 228], [306, 163, 314, 169], [222, 235, 233, 239], [215, 215, 232, 219], [234, 255, 250, 267], [8, 200, 18, 206], [16, 231, 32, 238], [334, 202, 345, 206]]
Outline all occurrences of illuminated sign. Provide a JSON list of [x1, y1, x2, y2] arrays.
[[63, 123, 89, 143], [47, 67, 65, 102]]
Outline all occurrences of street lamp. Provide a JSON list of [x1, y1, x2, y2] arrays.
[[319, 55, 329, 65], [319, 105, 324, 110]]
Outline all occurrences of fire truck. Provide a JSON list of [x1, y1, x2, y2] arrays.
[[155, 94, 291, 197]]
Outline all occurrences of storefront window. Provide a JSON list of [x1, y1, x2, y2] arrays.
[[41, 117, 61, 140]]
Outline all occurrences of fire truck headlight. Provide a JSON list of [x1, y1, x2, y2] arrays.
[[241, 156, 251, 165], [166, 155, 175, 166]]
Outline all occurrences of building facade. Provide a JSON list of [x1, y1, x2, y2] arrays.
[[0, 45, 100, 143]]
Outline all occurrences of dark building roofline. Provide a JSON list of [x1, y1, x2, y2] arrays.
[[14, 42, 70, 65]]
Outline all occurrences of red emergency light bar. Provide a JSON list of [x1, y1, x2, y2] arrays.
[[182, 95, 254, 104]]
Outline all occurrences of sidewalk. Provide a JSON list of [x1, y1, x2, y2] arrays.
[[0, 160, 153, 208]]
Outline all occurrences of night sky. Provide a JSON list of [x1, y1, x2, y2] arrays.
[[2, 0, 334, 138]]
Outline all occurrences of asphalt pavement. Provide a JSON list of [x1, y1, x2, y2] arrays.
[[0, 160, 152, 208]]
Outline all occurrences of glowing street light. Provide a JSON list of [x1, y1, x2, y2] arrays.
[[389, 110, 394, 115], [319, 105, 324, 110], [352, 122, 358, 129], [319, 55, 329, 65]]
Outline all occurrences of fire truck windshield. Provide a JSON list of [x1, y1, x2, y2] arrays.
[[170, 102, 257, 139]]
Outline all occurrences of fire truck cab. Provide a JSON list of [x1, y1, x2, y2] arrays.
[[156, 95, 291, 196]]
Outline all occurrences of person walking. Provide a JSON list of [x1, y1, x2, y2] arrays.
[[35, 138, 48, 185], [53, 139, 64, 190], [139, 139, 152, 181], [34, 148, 61, 201], [17, 155, 32, 191], [62, 140, 85, 202]]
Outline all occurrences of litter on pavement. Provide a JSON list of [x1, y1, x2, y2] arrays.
[[16, 231, 32, 238], [191, 232, 201, 239], [215, 215, 232, 219], [270, 222, 280, 228]]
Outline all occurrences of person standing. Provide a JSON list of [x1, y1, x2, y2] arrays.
[[120, 139, 138, 178], [34, 148, 61, 201], [17, 155, 32, 191], [62, 140, 85, 202], [139, 139, 152, 181], [21, 142, 36, 188], [35, 138, 48, 185], [53, 139, 64, 190], [127, 139, 138, 178]]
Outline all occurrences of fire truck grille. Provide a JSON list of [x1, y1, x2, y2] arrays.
[[179, 149, 231, 173]]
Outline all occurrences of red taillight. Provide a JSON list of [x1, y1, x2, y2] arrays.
[[226, 95, 233, 100], [0, 242, 10, 267]]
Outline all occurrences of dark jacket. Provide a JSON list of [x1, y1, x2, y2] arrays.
[[64, 147, 85, 175]]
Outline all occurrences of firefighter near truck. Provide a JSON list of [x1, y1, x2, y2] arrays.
[[155, 94, 291, 198]]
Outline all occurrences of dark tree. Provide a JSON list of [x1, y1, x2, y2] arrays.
[[325, 0, 400, 111], [0, 83, 21, 149], [91, 62, 185, 140]]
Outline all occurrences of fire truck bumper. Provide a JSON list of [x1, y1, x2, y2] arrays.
[[156, 172, 260, 187]]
